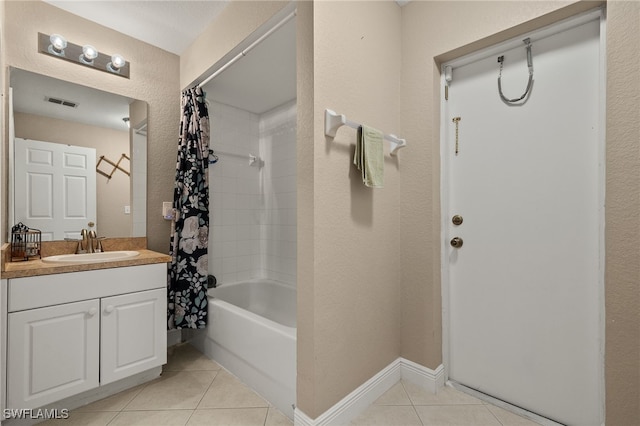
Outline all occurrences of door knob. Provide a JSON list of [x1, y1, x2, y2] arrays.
[[105, 305, 114, 314], [450, 237, 463, 248], [452, 215, 463, 225]]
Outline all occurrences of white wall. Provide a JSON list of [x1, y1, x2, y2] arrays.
[[259, 100, 297, 284], [208, 100, 296, 286]]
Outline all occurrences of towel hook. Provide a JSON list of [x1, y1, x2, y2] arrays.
[[497, 38, 534, 104]]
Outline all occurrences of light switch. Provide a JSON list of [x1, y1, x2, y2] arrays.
[[124, 205, 131, 214]]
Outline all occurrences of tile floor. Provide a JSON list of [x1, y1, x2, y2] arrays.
[[41, 343, 292, 426], [351, 381, 541, 426], [42, 344, 540, 426]]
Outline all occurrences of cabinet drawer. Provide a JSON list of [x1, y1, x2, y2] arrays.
[[8, 263, 166, 312]]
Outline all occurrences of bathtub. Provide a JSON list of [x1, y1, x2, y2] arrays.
[[192, 279, 296, 419]]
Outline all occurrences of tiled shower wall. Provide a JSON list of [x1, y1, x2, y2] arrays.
[[208, 100, 296, 286], [260, 100, 297, 284]]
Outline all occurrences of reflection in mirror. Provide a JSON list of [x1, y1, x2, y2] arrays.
[[9, 67, 147, 241]]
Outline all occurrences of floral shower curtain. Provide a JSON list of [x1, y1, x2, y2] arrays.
[[168, 87, 210, 329]]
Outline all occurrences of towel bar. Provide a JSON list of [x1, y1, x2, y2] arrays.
[[324, 109, 407, 156]]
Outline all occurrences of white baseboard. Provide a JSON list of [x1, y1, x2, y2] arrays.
[[294, 358, 443, 426], [400, 357, 445, 393]]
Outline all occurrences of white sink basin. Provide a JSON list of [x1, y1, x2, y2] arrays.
[[42, 250, 140, 264]]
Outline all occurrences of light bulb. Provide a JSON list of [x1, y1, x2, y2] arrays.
[[48, 34, 67, 56], [108, 54, 126, 72], [80, 45, 98, 64]]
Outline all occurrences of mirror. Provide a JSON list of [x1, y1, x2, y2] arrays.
[[9, 67, 147, 241]]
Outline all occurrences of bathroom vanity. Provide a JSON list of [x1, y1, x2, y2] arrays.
[[1, 246, 170, 413]]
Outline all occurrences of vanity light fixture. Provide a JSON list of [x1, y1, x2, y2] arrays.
[[80, 45, 98, 64], [48, 34, 67, 56], [108, 54, 126, 73], [38, 33, 130, 79]]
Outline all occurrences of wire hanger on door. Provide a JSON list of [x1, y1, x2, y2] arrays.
[[497, 38, 534, 104]]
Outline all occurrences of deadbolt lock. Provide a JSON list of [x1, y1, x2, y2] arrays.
[[452, 215, 463, 225], [450, 237, 463, 248]]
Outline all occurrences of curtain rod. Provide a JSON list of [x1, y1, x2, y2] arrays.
[[200, 9, 297, 87]]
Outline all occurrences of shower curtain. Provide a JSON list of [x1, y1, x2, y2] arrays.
[[168, 87, 210, 329]]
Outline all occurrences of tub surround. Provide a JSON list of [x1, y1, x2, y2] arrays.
[[194, 279, 296, 419], [1, 238, 170, 279]]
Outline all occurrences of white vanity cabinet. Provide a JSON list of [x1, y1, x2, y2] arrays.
[[100, 288, 166, 384], [6, 263, 167, 410], [8, 299, 100, 409]]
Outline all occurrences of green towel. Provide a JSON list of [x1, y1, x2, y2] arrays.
[[354, 125, 384, 188]]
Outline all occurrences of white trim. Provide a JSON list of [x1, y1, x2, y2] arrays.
[[400, 357, 445, 393], [596, 8, 607, 425], [443, 7, 604, 72], [293, 358, 443, 426], [8, 87, 14, 241]]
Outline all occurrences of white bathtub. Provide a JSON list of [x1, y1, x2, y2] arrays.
[[192, 279, 296, 420]]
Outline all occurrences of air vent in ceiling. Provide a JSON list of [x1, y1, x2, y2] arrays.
[[44, 96, 78, 108]]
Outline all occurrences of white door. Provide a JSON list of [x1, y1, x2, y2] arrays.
[[14, 138, 97, 240], [100, 288, 167, 384], [444, 16, 603, 425], [7, 299, 100, 409]]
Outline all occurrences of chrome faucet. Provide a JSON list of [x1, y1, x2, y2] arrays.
[[79, 229, 89, 253], [88, 230, 97, 253]]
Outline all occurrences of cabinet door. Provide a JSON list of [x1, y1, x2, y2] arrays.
[[8, 299, 100, 409], [100, 288, 167, 384]]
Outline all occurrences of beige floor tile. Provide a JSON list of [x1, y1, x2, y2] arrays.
[[486, 405, 543, 426], [108, 410, 193, 426], [350, 405, 423, 426], [38, 411, 117, 426], [374, 382, 413, 406], [125, 370, 217, 410], [415, 405, 502, 426], [197, 369, 268, 409], [265, 407, 294, 426], [75, 385, 145, 412], [165, 343, 221, 372], [187, 408, 268, 426], [403, 381, 483, 406]]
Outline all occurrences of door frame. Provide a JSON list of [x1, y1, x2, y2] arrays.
[[439, 7, 606, 423]]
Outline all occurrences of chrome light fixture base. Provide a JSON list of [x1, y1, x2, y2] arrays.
[[38, 33, 130, 79]]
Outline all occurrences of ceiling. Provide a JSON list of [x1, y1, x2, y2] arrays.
[[42, 0, 296, 115], [43, 0, 230, 55], [11, 68, 133, 131]]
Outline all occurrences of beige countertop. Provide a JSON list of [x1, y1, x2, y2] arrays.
[[1, 238, 171, 279], [1, 249, 171, 279]]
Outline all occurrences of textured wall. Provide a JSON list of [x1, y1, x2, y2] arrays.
[[2, 0, 179, 252], [300, 1, 403, 418], [604, 1, 640, 423]]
